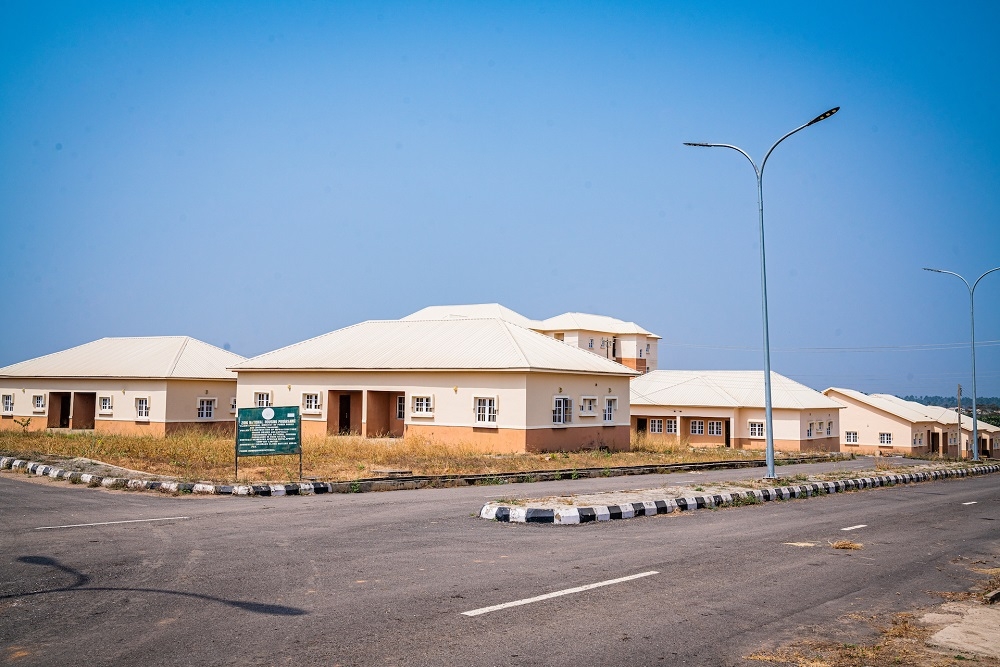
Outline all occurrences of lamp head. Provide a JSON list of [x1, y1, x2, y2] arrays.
[[683, 142, 717, 148], [806, 107, 840, 126], [923, 267, 945, 274]]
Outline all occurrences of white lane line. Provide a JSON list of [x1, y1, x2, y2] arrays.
[[841, 524, 867, 531], [461, 571, 658, 617], [34, 516, 190, 530], [962, 501, 978, 505]]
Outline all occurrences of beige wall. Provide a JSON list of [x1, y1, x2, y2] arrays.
[[825, 389, 939, 455], [539, 329, 658, 372]]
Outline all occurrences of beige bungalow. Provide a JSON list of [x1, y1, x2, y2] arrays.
[[0, 337, 245, 436], [824, 388, 1000, 458], [231, 318, 637, 453], [630, 370, 843, 453]]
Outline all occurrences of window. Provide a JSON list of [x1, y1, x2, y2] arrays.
[[396, 395, 405, 420], [2, 394, 12, 414], [588, 338, 594, 349], [603, 397, 617, 422], [649, 418, 664, 433], [136, 397, 149, 419], [749, 421, 765, 438], [708, 421, 722, 436], [197, 398, 215, 419], [826, 421, 832, 436], [413, 396, 433, 415], [639, 348, 643, 358], [581, 397, 597, 415], [690, 420, 704, 435], [845, 431, 858, 444], [646, 343, 650, 354], [807, 422, 814, 437], [475, 397, 497, 425], [33, 395, 45, 411], [254, 392, 271, 408], [665, 418, 677, 434], [879, 432, 892, 445], [230, 397, 237, 412], [912, 433, 923, 446], [99, 396, 113, 414], [303, 393, 321, 412], [553, 397, 572, 425]]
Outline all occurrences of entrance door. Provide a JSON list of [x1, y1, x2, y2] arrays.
[[725, 420, 731, 448], [59, 394, 71, 428], [930, 432, 940, 455], [636, 418, 647, 434], [339, 394, 352, 435]]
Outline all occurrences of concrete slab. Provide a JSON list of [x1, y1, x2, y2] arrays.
[[926, 603, 1000, 658]]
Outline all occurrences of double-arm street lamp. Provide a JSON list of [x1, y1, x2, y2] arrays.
[[923, 266, 1000, 461], [685, 107, 839, 479]]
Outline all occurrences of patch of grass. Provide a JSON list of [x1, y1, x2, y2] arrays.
[[830, 539, 863, 550]]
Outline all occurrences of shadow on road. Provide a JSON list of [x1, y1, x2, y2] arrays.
[[6, 555, 307, 616]]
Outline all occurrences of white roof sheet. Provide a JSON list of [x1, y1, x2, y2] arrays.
[[537, 312, 661, 339], [233, 318, 640, 375], [0, 337, 246, 380], [631, 370, 840, 410], [401, 304, 539, 329], [825, 388, 938, 423], [870, 393, 1000, 433]]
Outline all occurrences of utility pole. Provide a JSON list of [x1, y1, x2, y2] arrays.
[[957, 384, 963, 458]]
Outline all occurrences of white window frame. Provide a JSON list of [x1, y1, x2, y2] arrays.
[[412, 395, 434, 417], [99, 396, 113, 415], [474, 396, 497, 426], [649, 418, 663, 434], [749, 421, 765, 438], [197, 398, 216, 419], [845, 431, 858, 444], [580, 396, 597, 416], [879, 432, 892, 445], [826, 421, 832, 436], [32, 394, 46, 412], [588, 338, 594, 349], [603, 397, 618, 423], [302, 393, 321, 414], [230, 397, 238, 413], [552, 396, 572, 425], [807, 422, 814, 437], [665, 417, 677, 434], [396, 395, 405, 421], [2, 394, 13, 414], [135, 397, 150, 421], [690, 420, 705, 435], [254, 392, 272, 408], [707, 420, 722, 436]]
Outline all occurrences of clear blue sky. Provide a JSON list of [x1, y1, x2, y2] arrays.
[[2, 1, 998, 397]]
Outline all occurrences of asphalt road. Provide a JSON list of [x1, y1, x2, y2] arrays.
[[2, 460, 999, 666]]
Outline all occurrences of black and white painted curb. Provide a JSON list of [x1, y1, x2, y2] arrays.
[[479, 464, 1000, 525]]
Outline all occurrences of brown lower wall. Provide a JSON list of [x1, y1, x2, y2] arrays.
[[404, 424, 527, 453], [734, 436, 840, 453], [525, 425, 630, 453], [0, 414, 50, 432], [401, 423, 631, 454]]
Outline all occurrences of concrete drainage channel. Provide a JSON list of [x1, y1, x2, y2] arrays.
[[479, 464, 1000, 525], [0, 454, 844, 497]]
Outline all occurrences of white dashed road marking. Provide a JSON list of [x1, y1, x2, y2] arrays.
[[462, 571, 659, 617], [35, 517, 191, 530], [962, 501, 978, 505], [841, 524, 867, 531]]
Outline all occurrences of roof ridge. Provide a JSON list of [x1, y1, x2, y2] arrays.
[[166, 337, 191, 377], [698, 374, 742, 406], [497, 320, 534, 369]]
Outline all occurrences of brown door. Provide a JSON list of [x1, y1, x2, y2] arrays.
[[636, 418, 647, 434], [59, 394, 71, 428], [725, 419, 731, 448], [339, 394, 351, 435]]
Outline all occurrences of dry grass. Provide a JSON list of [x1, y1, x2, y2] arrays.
[[0, 429, 776, 484], [830, 539, 864, 550]]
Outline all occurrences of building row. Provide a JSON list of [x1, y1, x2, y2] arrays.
[[1, 304, 996, 457]]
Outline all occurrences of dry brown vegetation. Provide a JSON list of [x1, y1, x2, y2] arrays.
[[829, 539, 863, 550], [0, 429, 779, 484]]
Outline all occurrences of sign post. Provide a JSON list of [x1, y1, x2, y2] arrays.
[[235, 406, 302, 481]]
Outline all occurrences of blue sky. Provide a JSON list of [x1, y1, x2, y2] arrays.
[[1, 1, 998, 397]]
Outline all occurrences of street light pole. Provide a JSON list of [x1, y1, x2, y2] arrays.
[[923, 266, 1000, 461], [685, 107, 839, 479]]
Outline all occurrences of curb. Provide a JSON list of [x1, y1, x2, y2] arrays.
[[478, 464, 1000, 525], [0, 453, 845, 498]]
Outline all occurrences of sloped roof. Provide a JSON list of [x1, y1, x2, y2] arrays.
[[537, 312, 661, 339], [0, 337, 246, 380], [401, 304, 539, 329], [870, 393, 1000, 433], [232, 318, 639, 375], [631, 370, 841, 410], [825, 388, 939, 423]]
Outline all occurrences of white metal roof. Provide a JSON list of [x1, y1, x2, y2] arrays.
[[825, 388, 939, 423], [537, 312, 661, 339], [232, 318, 639, 375], [631, 370, 841, 410], [0, 337, 246, 380], [401, 304, 540, 329], [869, 393, 1000, 433]]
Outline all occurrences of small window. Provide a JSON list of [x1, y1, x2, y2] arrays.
[[826, 421, 832, 436], [665, 417, 677, 434], [845, 431, 858, 444], [554, 333, 564, 342], [646, 343, 650, 354], [197, 398, 216, 419], [302, 393, 321, 412], [649, 418, 663, 434], [33, 395, 46, 411], [553, 397, 572, 425], [99, 396, 113, 414], [2, 394, 13, 414], [879, 432, 892, 445], [230, 397, 237, 412], [603, 397, 617, 422], [396, 395, 405, 420], [807, 422, 814, 437], [588, 338, 594, 349], [413, 396, 433, 415], [639, 348, 643, 358], [708, 421, 722, 436], [581, 397, 597, 414], [475, 397, 497, 425], [749, 421, 765, 438], [136, 397, 150, 419], [690, 420, 704, 435], [254, 392, 271, 408]]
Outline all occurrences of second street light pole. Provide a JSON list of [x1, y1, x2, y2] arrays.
[[685, 106, 839, 479], [923, 266, 1000, 461]]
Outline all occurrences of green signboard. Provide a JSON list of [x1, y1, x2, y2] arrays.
[[236, 406, 301, 456]]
